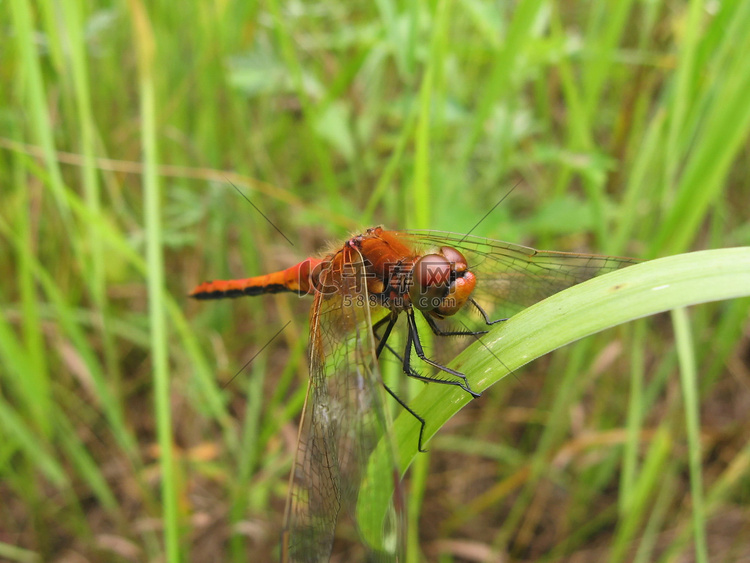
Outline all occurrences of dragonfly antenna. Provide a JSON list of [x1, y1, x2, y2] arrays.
[[458, 318, 522, 385], [223, 321, 291, 389], [226, 179, 295, 247], [458, 180, 522, 244]]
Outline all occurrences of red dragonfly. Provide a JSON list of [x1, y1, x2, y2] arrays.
[[191, 227, 637, 562]]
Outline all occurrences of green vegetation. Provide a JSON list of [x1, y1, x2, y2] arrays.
[[2, 1, 749, 562]]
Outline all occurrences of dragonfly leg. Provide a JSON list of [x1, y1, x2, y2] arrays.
[[372, 314, 431, 452], [373, 330, 406, 365], [382, 382, 428, 453], [422, 311, 488, 337], [403, 310, 481, 398], [471, 298, 509, 326], [373, 313, 398, 359]]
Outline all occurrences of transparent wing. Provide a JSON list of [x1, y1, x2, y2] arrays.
[[399, 230, 639, 320], [281, 247, 403, 563]]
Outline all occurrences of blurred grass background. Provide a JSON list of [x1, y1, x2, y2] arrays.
[[1, 1, 750, 562]]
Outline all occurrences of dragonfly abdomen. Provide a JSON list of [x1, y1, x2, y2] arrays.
[[190, 257, 324, 300]]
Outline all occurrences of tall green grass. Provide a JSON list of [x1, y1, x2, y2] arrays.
[[1, 1, 749, 562]]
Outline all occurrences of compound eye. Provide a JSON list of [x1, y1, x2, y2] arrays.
[[409, 254, 451, 311], [439, 246, 468, 272]]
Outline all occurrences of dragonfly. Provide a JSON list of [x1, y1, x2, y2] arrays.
[[190, 227, 638, 562]]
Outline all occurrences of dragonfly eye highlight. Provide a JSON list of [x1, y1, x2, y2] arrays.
[[409, 254, 451, 311]]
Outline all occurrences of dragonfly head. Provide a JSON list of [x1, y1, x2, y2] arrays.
[[409, 246, 476, 316]]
